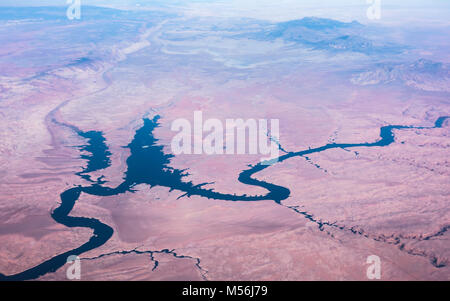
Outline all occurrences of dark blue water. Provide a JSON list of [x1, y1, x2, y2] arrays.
[[0, 115, 447, 280], [76, 130, 111, 183]]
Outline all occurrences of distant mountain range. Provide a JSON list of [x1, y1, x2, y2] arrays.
[[351, 59, 450, 92], [242, 17, 403, 55]]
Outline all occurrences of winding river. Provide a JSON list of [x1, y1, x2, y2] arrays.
[[0, 115, 448, 280]]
